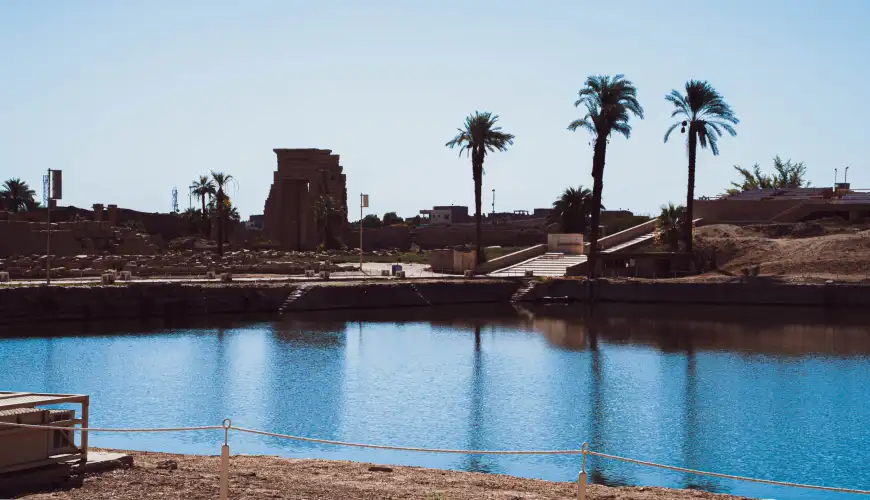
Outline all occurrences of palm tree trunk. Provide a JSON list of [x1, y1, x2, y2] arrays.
[[587, 138, 607, 278], [473, 162, 484, 266], [200, 195, 207, 236], [684, 127, 698, 254], [217, 189, 224, 256]]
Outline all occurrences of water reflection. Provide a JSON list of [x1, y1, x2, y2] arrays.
[[1, 304, 869, 500]]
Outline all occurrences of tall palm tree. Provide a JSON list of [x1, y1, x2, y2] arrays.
[[548, 186, 598, 234], [446, 111, 515, 265], [190, 176, 215, 235], [210, 171, 234, 256], [568, 75, 643, 277], [664, 80, 738, 253], [1, 178, 37, 213]]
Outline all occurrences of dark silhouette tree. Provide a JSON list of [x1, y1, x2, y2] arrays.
[[1, 178, 37, 213], [656, 202, 686, 251], [190, 175, 215, 235], [313, 195, 344, 248], [548, 186, 599, 234], [360, 214, 382, 229], [210, 171, 234, 256], [664, 81, 738, 252], [446, 111, 514, 265], [382, 212, 403, 226], [569, 75, 644, 277]]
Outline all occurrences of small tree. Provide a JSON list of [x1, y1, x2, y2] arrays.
[[727, 156, 809, 194], [313, 195, 345, 248], [547, 186, 597, 234], [656, 203, 686, 251], [361, 214, 382, 229], [382, 212, 403, 226], [1, 178, 37, 213]]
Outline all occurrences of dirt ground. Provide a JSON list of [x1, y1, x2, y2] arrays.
[[681, 219, 870, 283], [22, 450, 747, 500]]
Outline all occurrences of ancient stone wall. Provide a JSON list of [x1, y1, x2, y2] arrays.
[[0, 216, 159, 258], [345, 226, 547, 251], [263, 149, 348, 250]]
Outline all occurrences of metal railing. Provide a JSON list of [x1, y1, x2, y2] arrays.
[[1, 419, 868, 499]]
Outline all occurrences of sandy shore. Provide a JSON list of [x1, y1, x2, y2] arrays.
[[22, 450, 749, 500]]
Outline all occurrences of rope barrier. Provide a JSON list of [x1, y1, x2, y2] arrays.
[[0, 421, 222, 433], [587, 450, 870, 495], [1, 419, 868, 495], [229, 426, 581, 455]]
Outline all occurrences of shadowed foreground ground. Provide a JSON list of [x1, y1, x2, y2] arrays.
[[24, 450, 748, 500]]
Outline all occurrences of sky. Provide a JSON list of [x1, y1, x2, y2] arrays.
[[2, 0, 869, 220]]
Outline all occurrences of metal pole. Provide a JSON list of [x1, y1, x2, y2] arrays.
[[359, 194, 363, 273], [220, 419, 231, 500], [845, 166, 850, 184], [46, 169, 52, 285], [492, 189, 495, 214]]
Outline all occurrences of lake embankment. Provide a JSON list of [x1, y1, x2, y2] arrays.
[[2, 278, 869, 326], [20, 449, 748, 500]]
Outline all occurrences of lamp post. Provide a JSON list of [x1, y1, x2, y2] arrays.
[[491, 189, 495, 215], [45, 169, 62, 285], [845, 166, 850, 184], [359, 193, 369, 272]]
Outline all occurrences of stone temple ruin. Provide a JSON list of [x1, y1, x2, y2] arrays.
[[263, 149, 348, 250]]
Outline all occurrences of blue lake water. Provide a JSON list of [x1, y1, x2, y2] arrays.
[[1, 304, 869, 500]]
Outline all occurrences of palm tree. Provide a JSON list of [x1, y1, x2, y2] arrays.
[[727, 156, 808, 194], [446, 111, 514, 265], [1, 178, 37, 213], [313, 195, 343, 248], [210, 171, 234, 256], [568, 75, 644, 277], [548, 186, 598, 234], [190, 176, 215, 235], [664, 81, 738, 253], [656, 202, 686, 251]]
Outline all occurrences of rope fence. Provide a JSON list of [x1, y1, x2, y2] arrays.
[[1, 419, 868, 499]]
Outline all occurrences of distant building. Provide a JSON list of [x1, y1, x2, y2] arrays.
[[533, 208, 552, 218], [433, 205, 470, 223], [419, 208, 452, 225]]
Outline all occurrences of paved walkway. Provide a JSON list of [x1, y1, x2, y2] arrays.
[[2, 262, 453, 286]]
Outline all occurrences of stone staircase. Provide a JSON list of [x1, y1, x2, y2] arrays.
[[490, 253, 589, 277], [279, 286, 312, 313], [510, 280, 539, 302]]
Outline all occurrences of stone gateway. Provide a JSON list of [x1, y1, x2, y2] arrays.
[[263, 149, 348, 250]]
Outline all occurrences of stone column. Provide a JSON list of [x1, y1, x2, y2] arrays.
[[93, 204, 104, 222], [107, 204, 118, 226]]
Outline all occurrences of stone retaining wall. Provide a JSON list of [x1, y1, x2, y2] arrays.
[[2, 279, 868, 326], [0, 284, 290, 325]]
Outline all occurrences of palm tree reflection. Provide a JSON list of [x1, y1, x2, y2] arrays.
[[463, 324, 493, 473]]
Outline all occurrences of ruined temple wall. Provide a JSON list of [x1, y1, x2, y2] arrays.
[[263, 149, 348, 250]]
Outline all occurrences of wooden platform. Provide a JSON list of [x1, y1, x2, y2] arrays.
[[0, 451, 132, 497]]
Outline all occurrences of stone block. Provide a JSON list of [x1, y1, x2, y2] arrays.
[[220, 272, 233, 282], [0, 272, 8, 282], [318, 270, 330, 279], [304, 269, 315, 278], [119, 271, 132, 281], [101, 273, 115, 285]]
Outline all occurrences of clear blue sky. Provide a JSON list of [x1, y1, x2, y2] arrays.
[[2, 0, 868, 219]]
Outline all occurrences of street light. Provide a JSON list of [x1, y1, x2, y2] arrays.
[[45, 169, 63, 285], [359, 193, 369, 271]]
